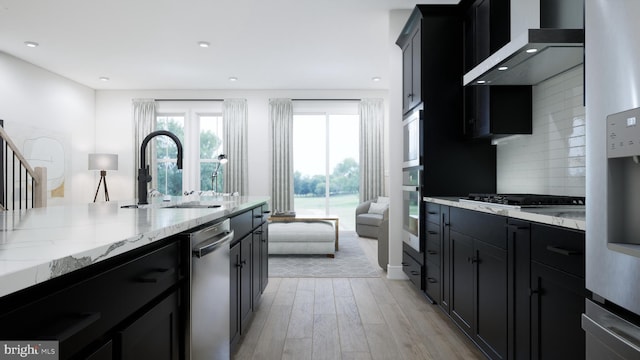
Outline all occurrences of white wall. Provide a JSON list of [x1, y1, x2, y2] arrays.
[[95, 89, 389, 202], [496, 65, 586, 196], [0, 52, 95, 205], [387, 9, 412, 279]]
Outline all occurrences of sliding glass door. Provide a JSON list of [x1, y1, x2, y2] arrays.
[[293, 113, 359, 230]]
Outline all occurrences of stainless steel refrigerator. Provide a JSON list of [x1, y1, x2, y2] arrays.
[[583, 0, 640, 357]]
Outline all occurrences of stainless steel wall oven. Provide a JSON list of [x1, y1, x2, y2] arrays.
[[402, 167, 422, 252]]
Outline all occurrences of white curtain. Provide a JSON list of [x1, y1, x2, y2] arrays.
[[132, 99, 157, 198], [359, 98, 385, 202], [223, 99, 248, 195], [269, 98, 294, 211]]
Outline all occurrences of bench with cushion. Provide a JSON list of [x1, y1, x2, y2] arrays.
[[268, 221, 336, 257]]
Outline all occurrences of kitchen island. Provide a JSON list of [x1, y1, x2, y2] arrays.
[[0, 195, 269, 359]]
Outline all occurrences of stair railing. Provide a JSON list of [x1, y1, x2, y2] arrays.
[[0, 124, 47, 210]]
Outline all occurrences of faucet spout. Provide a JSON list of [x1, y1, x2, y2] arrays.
[[138, 130, 183, 205]]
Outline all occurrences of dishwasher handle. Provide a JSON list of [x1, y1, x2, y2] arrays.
[[193, 230, 234, 258]]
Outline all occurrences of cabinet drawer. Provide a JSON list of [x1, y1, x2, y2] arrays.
[[426, 202, 441, 224], [252, 204, 269, 228], [0, 240, 180, 358], [426, 223, 441, 266], [450, 207, 507, 249], [231, 209, 253, 241], [402, 251, 423, 290], [531, 223, 585, 278], [425, 261, 441, 303]]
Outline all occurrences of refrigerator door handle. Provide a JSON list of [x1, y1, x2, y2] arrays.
[[582, 313, 640, 358]]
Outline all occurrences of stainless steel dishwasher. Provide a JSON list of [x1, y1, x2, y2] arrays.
[[184, 218, 234, 360]]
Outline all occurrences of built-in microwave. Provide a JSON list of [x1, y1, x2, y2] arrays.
[[403, 107, 423, 168], [402, 166, 422, 253]]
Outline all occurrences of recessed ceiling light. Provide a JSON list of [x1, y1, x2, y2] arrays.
[[526, 48, 538, 53], [477, 80, 486, 84], [198, 41, 210, 48], [99, 77, 110, 82], [24, 41, 39, 48], [371, 77, 381, 82], [228, 77, 238, 82], [498, 66, 508, 71]]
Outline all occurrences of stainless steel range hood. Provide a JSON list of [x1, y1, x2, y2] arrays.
[[463, 28, 584, 86]]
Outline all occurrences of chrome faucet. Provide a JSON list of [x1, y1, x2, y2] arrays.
[[138, 130, 183, 204]]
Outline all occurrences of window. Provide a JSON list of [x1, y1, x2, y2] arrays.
[[292, 102, 359, 230], [154, 102, 223, 195]]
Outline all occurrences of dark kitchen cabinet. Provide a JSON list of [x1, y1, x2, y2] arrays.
[[229, 241, 240, 346], [529, 223, 585, 360], [450, 230, 475, 334], [461, 0, 532, 139], [401, 22, 422, 114], [402, 242, 424, 290], [119, 291, 180, 360], [507, 219, 532, 359], [465, 86, 532, 138], [397, 5, 497, 200], [229, 203, 270, 351], [424, 202, 442, 303], [440, 206, 451, 313], [530, 262, 585, 360], [239, 234, 253, 332], [259, 222, 269, 293], [449, 207, 508, 360], [462, 0, 510, 72], [429, 203, 586, 360], [0, 237, 184, 360]]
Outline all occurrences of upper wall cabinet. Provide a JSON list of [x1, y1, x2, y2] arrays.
[[396, 6, 463, 117], [400, 22, 422, 115], [463, 0, 510, 73]]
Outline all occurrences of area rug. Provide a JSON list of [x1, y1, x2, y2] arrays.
[[268, 231, 382, 278]]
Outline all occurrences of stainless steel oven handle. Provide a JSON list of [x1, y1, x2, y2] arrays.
[[582, 313, 640, 357], [192, 230, 234, 258], [402, 186, 419, 192]]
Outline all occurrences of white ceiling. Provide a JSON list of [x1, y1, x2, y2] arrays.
[[0, 0, 458, 90]]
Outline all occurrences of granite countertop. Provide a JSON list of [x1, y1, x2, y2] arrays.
[[424, 196, 585, 231], [0, 195, 269, 298]]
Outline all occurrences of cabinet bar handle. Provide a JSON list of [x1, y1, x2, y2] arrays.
[[137, 268, 175, 283], [427, 250, 437, 255], [427, 230, 438, 235], [427, 211, 437, 215], [546, 245, 581, 256], [427, 277, 437, 283], [410, 271, 419, 276]]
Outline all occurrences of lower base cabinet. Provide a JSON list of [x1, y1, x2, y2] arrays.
[[0, 238, 183, 360], [229, 204, 270, 351], [531, 261, 586, 360], [428, 201, 586, 360], [119, 291, 180, 360]]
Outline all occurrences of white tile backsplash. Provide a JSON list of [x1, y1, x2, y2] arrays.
[[496, 65, 586, 196]]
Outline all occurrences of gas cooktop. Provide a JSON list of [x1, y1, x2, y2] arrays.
[[464, 193, 586, 207]]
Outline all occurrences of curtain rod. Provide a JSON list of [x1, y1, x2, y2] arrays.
[[291, 98, 360, 101], [154, 99, 224, 102]]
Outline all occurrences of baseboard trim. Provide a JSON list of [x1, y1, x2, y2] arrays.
[[386, 265, 409, 280]]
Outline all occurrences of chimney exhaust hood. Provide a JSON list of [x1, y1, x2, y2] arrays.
[[463, 28, 584, 86]]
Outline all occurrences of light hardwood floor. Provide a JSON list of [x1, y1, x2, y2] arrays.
[[233, 235, 486, 360]]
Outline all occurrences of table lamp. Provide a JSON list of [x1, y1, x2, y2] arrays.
[[88, 153, 118, 202]]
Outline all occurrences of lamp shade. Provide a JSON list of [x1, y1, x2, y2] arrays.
[[88, 153, 118, 171], [217, 154, 228, 164]]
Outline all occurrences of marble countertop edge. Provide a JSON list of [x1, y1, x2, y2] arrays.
[[424, 196, 586, 231]]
